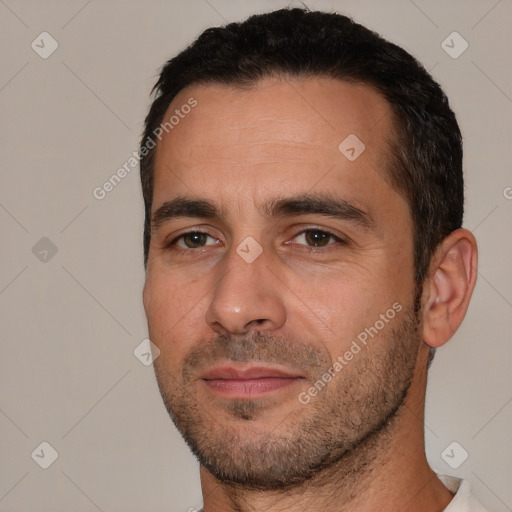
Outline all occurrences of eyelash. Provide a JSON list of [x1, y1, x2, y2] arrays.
[[164, 228, 346, 254]]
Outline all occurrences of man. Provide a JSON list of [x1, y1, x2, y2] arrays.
[[140, 7, 482, 512]]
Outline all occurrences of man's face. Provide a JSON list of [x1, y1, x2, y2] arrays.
[[143, 77, 421, 488]]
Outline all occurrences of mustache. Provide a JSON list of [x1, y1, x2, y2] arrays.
[[181, 330, 332, 381]]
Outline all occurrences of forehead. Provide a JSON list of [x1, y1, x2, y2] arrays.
[[152, 76, 398, 211]]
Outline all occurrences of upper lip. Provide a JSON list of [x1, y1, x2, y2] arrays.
[[201, 364, 304, 380]]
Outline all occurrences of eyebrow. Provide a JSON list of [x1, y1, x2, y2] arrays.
[[151, 193, 377, 233]]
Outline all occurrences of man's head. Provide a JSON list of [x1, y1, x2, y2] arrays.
[[141, 8, 464, 284], [141, 8, 477, 492]]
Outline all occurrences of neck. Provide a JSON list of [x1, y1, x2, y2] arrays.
[[200, 348, 453, 512]]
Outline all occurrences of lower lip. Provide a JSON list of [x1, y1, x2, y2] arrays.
[[203, 377, 303, 398]]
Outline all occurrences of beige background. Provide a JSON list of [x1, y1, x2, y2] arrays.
[[1, 0, 511, 511]]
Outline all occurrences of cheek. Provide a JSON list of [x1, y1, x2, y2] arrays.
[[285, 275, 372, 351], [145, 270, 187, 320], [330, 289, 374, 344], [143, 274, 169, 329], [290, 268, 405, 362], [383, 230, 415, 298], [143, 271, 208, 352]]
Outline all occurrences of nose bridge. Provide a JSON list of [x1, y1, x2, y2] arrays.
[[204, 238, 286, 335]]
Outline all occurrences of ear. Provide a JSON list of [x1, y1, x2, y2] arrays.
[[421, 229, 478, 348]]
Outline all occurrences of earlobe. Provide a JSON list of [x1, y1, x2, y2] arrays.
[[422, 229, 478, 348]]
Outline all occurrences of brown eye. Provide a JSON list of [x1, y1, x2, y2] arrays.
[[304, 230, 332, 246], [181, 232, 209, 248], [292, 229, 342, 248], [167, 231, 218, 250]]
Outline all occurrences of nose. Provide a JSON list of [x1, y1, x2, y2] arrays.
[[204, 242, 287, 336]]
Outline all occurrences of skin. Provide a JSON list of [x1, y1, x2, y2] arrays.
[[143, 76, 478, 512]]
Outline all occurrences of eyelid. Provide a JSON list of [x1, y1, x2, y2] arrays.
[[286, 227, 346, 247], [165, 229, 217, 249], [163, 224, 218, 244], [164, 225, 347, 252]]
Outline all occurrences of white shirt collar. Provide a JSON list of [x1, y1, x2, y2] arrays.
[[437, 474, 488, 511]]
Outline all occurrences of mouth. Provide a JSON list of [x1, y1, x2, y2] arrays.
[[201, 364, 306, 398]]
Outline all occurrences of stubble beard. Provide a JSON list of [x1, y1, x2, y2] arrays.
[[153, 300, 422, 491]]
